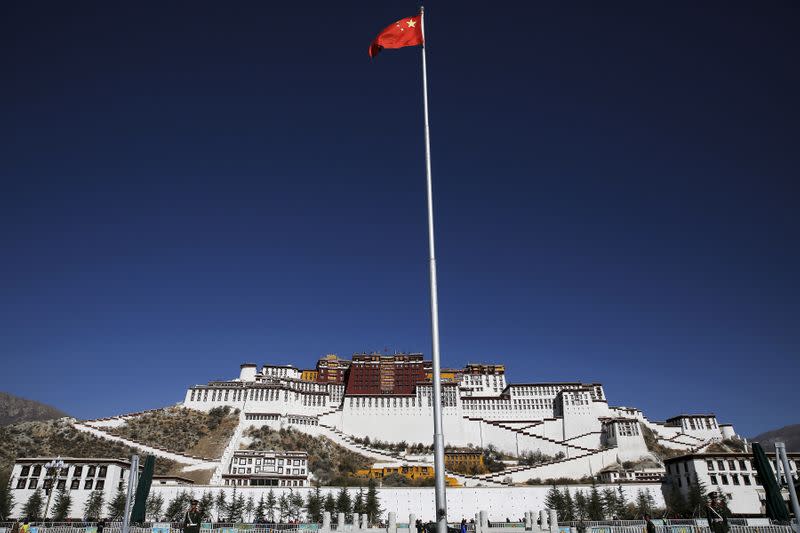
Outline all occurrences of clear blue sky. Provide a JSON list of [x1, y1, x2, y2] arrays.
[[1, 2, 797, 438]]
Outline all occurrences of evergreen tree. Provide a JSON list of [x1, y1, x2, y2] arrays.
[[615, 485, 629, 520], [215, 490, 228, 522], [635, 490, 650, 518], [199, 492, 214, 521], [23, 489, 44, 521], [306, 484, 323, 523], [0, 481, 14, 521], [108, 486, 128, 520], [83, 490, 105, 521], [165, 492, 191, 522], [364, 479, 382, 526], [645, 489, 657, 515], [290, 491, 305, 522], [562, 488, 575, 522], [266, 489, 277, 522], [352, 488, 365, 518], [545, 485, 565, 519], [574, 491, 588, 521], [52, 489, 72, 521], [245, 495, 255, 522], [228, 492, 245, 522], [146, 493, 164, 522], [665, 482, 688, 518], [324, 492, 336, 517], [255, 494, 266, 523], [601, 487, 617, 519], [278, 493, 290, 522], [588, 481, 604, 521], [335, 487, 352, 522], [687, 478, 708, 517]]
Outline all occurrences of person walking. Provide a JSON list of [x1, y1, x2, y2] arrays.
[[183, 500, 203, 533], [576, 519, 586, 533], [644, 515, 655, 533], [460, 518, 467, 533]]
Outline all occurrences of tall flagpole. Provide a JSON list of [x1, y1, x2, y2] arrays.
[[420, 6, 448, 533]]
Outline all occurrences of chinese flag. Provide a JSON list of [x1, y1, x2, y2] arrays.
[[369, 14, 423, 58]]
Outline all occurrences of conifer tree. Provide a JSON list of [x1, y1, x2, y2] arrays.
[[365, 480, 382, 526], [290, 491, 305, 522], [306, 484, 323, 523], [108, 486, 128, 520], [266, 489, 277, 522], [545, 485, 565, 519], [562, 488, 575, 522], [199, 492, 214, 521], [615, 485, 629, 520], [353, 488, 365, 518], [687, 478, 708, 517], [574, 491, 588, 521], [601, 487, 617, 519], [23, 489, 44, 521], [255, 494, 266, 523], [278, 492, 290, 522], [146, 493, 164, 522], [0, 482, 15, 522], [324, 492, 336, 517], [245, 495, 255, 522], [335, 487, 352, 522], [215, 490, 228, 522], [83, 490, 105, 521], [52, 488, 72, 521], [665, 482, 688, 518], [588, 481, 604, 521]]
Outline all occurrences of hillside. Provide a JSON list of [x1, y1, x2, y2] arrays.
[[244, 426, 372, 485], [0, 392, 67, 426], [752, 424, 800, 452], [0, 418, 178, 478], [110, 406, 239, 458]]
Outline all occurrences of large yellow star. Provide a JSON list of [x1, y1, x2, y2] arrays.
[[406, 19, 417, 28]]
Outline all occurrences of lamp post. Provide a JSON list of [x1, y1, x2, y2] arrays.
[[43, 457, 66, 521]]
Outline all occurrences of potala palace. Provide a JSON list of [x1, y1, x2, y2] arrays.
[[174, 354, 735, 486], [13, 352, 766, 520]]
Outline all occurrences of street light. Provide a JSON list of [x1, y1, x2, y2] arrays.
[[43, 457, 66, 521]]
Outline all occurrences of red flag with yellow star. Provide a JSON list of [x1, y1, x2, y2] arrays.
[[369, 14, 423, 58]]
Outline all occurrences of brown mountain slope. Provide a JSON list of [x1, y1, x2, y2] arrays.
[[0, 392, 68, 426], [752, 424, 800, 452]]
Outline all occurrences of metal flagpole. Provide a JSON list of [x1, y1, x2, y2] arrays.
[[419, 7, 448, 533]]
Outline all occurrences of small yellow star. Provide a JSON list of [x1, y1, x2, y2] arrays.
[[406, 19, 417, 28]]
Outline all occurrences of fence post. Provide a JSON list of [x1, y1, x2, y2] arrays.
[[480, 511, 488, 532], [323, 511, 331, 532], [338, 512, 345, 532], [525, 512, 531, 531], [388, 512, 397, 533], [548, 510, 558, 533], [363, 514, 369, 531], [539, 511, 548, 531], [410, 514, 417, 533]]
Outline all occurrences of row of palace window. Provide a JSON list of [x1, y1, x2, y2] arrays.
[[19, 464, 107, 479], [232, 467, 306, 476], [17, 477, 112, 491]]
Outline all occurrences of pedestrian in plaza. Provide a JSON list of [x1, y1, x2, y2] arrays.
[[644, 514, 655, 533], [460, 518, 467, 533], [183, 499, 202, 533], [576, 518, 586, 533]]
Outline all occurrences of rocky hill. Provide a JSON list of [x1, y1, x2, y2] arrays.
[[752, 424, 800, 452], [0, 418, 178, 478], [0, 392, 67, 426]]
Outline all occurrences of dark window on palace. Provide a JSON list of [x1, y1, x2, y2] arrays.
[[85, 480, 93, 490], [17, 479, 27, 489], [728, 460, 736, 470], [87, 466, 96, 477], [57, 479, 66, 490], [721, 475, 729, 485], [732, 474, 740, 485], [707, 461, 715, 471], [739, 460, 747, 470], [718, 461, 725, 470], [710, 475, 718, 485], [98, 466, 107, 478], [32, 465, 42, 476], [743, 475, 751, 486], [73, 466, 82, 477], [28, 479, 38, 489], [21, 466, 30, 476], [71, 479, 80, 490], [96, 480, 105, 490]]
